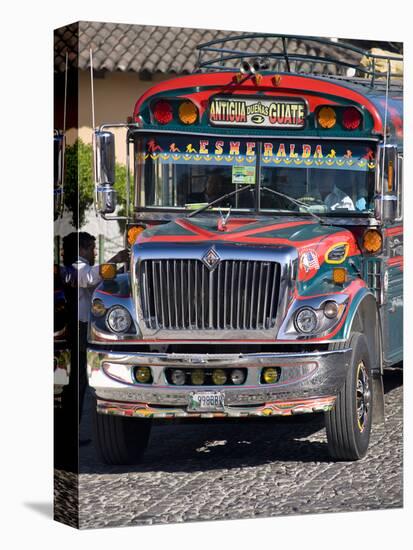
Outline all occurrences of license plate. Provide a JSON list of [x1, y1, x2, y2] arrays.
[[188, 391, 225, 411]]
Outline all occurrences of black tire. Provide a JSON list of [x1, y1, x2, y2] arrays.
[[325, 332, 373, 460], [93, 405, 152, 465]]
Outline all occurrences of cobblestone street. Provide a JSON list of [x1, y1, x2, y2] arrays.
[[55, 370, 403, 529]]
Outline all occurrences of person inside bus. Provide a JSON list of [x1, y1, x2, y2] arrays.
[[204, 172, 225, 202], [317, 170, 355, 211], [353, 174, 372, 211], [204, 171, 233, 204]]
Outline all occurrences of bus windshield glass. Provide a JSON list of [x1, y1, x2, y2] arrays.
[[135, 135, 377, 215]]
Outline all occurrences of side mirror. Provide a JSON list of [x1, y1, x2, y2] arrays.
[[375, 194, 397, 223], [95, 131, 115, 185], [375, 144, 399, 223], [96, 185, 117, 215]]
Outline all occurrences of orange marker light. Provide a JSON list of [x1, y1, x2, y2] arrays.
[[178, 101, 198, 125], [332, 268, 347, 285], [99, 263, 117, 280], [363, 229, 383, 253], [317, 106, 337, 129], [127, 225, 145, 246], [387, 160, 394, 192]]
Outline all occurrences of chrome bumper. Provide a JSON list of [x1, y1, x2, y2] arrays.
[[87, 348, 351, 418]]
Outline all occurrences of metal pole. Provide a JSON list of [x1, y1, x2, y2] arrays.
[[99, 234, 104, 264]]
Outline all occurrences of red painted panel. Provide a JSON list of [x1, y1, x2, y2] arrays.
[[133, 73, 383, 132]]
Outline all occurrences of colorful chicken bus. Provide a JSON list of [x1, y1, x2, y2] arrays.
[[87, 35, 403, 464]]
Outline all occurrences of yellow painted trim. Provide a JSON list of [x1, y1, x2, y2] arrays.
[[325, 242, 349, 264]]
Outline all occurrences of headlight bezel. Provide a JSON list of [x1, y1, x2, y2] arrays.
[[281, 295, 348, 339]]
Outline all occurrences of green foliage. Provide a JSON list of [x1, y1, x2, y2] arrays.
[[64, 139, 93, 228], [64, 139, 131, 228]]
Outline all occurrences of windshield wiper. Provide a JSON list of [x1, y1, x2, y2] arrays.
[[261, 186, 324, 224], [187, 185, 253, 218]]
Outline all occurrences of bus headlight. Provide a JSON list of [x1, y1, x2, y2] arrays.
[[294, 307, 318, 334], [106, 306, 132, 333], [323, 301, 339, 319]]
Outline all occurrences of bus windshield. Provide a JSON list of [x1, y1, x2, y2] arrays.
[[135, 135, 377, 215]]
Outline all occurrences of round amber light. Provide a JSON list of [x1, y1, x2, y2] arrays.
[[91, 298, 106, 317], [317, 106, 337, 129], [212, 369, 227, 385], [135, 367, 151, 384], [363, 229, 383, 253], [178, 101, 198, 125], [191, 369, 205, 385], [99, 263, 116, 280], [262, 367, 280, 384]]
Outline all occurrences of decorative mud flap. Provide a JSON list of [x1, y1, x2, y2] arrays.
[[371, 372, 385, 424]]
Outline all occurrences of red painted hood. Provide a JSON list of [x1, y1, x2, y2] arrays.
[[136, 216, 360, 282]]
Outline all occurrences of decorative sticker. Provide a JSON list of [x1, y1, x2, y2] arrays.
[[232, 165, 256, 185], [300, 249, 320, 273]]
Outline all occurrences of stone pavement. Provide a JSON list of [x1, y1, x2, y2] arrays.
[[55, 370, 403, 529]]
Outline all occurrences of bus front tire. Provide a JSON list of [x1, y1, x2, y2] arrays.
[[93, 406, 152, 465], [325, 332, 373, 461]]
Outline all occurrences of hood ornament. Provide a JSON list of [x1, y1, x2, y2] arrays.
[[218, 206, 232, 231]]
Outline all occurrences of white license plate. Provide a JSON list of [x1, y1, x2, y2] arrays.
[[188, 391, 225, 411]]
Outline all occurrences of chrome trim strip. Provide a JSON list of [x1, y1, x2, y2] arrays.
[[89, 347, 350, 365]]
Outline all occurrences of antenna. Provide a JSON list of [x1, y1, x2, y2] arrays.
[[59, 51, 68, 219], [63, 51, 68, 134], [90, 48, 99, 215], [90, 48, 96, 131]]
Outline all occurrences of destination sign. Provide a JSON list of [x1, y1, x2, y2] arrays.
[[209, 97, 306, 128]]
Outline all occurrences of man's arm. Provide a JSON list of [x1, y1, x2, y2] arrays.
[[107, 249, 130, 264]]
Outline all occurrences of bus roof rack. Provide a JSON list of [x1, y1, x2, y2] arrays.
[[196, 33, 403, 90]]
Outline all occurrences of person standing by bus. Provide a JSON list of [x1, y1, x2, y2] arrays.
[[62, 232, 129, 441]]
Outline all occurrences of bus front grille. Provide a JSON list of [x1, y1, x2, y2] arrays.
[[139, 259, 280, 331]]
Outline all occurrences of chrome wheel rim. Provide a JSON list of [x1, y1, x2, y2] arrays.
[[356, 361, 370, 432]]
